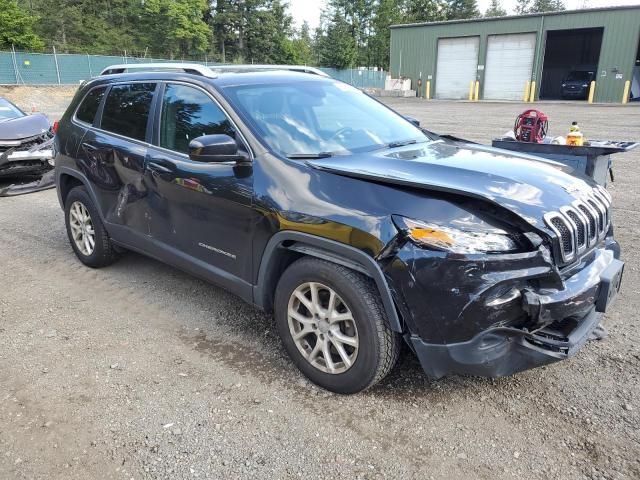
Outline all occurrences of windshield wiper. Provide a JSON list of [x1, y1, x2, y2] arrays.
[[386, 139, 418, 149], [286, 152, 334, 159]]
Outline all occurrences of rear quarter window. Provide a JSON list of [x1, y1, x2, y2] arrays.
[[100, 83, 156, 142], [75, 86, 106, 124]]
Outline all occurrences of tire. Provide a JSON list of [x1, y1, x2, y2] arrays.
[[274, 257, 400, 394], [64, 186, 119, 268]]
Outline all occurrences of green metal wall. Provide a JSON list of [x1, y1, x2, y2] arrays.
[[390, 6, 640, 103]]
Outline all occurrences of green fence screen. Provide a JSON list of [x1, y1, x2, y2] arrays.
[[0, 51, 386, 89]]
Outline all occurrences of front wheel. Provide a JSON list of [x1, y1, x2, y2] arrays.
[[274, 257, 400, 394]]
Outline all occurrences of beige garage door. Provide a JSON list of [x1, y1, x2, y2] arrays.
[[435, 37, 480, 99], [484, 33, 536, 100]]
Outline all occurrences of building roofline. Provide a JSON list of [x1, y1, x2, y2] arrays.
[[390, 5, 640, 29]]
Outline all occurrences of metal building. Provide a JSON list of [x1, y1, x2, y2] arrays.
[[390, 6, 640, 103]]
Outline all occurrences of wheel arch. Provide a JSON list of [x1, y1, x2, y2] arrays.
[[254, 231, 403, 333], [56, 168, 104, 220]]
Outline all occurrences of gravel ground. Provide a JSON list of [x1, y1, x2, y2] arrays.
[[1, 91, 639, 479]]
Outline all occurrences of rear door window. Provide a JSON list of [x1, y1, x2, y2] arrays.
[[76, 86, 106, 124], [100, 83, 156, 142], [159, 83, 235, 155]]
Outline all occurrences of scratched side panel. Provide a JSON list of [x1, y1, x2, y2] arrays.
[[76, 128, 149, 235]]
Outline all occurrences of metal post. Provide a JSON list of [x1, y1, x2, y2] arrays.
[[87, 53, 93, 77], [53, 45, 61, 84], [204, 53, 208, 66], [11, 44, 19, 84], [124, 50, 127, 64], [622, 80, 631, 104]]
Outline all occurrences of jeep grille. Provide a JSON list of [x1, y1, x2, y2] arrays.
[[544, 186, 611, 265]]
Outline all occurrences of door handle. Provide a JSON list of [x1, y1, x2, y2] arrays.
[[147, 161, 173, 174]]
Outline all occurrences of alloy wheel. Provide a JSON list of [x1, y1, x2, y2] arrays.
[[69, 201, 95, 256], [287, 282, 359, 374]]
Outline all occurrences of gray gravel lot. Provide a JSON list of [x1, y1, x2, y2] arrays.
[[1, 91, 639, 479]]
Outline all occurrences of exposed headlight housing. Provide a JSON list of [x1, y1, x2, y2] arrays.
[[394, 216, 519, 254]]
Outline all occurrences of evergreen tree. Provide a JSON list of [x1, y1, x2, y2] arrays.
[[514, 0, 530, 14], [1, 0, 44, 50], [485, 0, 507, 17], [446, 0, 480, 20], [141, 0, 210, 59], [529, 0, 565, 12], [289, 21, 314, 65], [370, 0, 404, 69], [318, 11, 358, 69], [404, 0, 447, 23]]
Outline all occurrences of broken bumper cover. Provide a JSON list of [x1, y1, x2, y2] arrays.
[[394, 243, 623, 379], [411, 307, 603, 379], [0, 137, 54, 176]]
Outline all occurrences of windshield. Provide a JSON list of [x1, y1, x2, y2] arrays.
[[0, 99, 25, 122], [223, 79, 428, 157], [566, 71, 592, 82]]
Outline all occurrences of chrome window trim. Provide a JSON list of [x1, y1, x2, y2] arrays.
[[71, 80, 158, 147], [72, 79, 254, 163]]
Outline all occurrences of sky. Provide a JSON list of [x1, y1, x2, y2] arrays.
[[289, 0, 640, 29]]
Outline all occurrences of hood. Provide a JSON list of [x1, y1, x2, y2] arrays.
[[0, 113, 50, 141], [307, 140, 597, 230]]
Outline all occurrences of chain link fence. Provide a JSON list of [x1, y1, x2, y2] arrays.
[[0, 50, 387, 89]]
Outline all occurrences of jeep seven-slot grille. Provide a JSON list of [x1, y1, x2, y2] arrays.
[[544, 186, 611, 265], [565, 210, 585, 247]]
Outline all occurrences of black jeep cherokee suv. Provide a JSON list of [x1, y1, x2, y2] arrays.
[[54, 66, 624, 394]]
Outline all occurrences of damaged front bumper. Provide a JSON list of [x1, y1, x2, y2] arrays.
[[0, 135, 55, 196], [388, 241, 624, 379], [0, 135, 54, 176]]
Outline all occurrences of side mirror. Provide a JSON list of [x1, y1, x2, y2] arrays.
[[405, 116, 420, 127], [188, 134, 243, 163]]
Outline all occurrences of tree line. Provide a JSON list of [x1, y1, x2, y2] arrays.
[[1, 0, 565, 70]]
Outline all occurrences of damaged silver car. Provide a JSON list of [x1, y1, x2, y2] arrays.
[[0, 98, 55, 196]]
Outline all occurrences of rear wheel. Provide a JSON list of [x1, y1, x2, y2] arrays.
[[274, 257, 400, 394], [64, 186, 119, 268]]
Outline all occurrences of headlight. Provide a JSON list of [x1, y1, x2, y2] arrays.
[[394, 217, 519, 254]]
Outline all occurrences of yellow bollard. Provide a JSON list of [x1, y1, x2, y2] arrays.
[[622, 80, 631, 104], [588, 81, 596, 104], [523, 81, 531, 102], [426, 80, 431, 100], [474, 81, 480, 101], [529, 81, 536, 102], [468, 81, 474, 101]]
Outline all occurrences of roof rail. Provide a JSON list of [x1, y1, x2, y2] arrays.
[[208, 64, 330, 77], [100, 62, 330, 78], [100, 63, 217, 77]]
